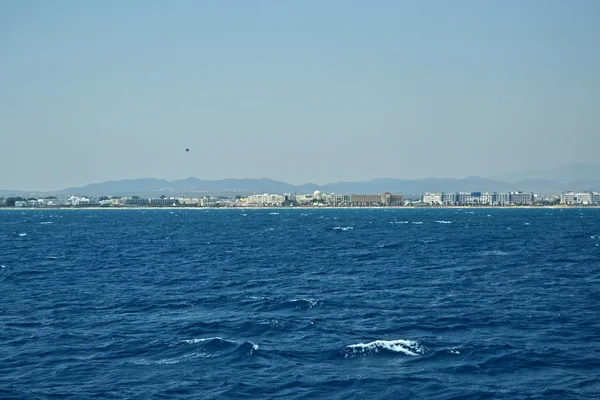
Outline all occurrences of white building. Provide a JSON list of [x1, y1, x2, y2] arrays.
[[421, 193, 443, 205], [480, 192, 494, 205], [246, 194, 284, 206]]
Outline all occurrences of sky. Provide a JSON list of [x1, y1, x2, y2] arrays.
[[1, 0, 599, 191]]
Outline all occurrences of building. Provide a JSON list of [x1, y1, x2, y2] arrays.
[[149, 198, 179, 206], [442, 193, 457, 205], [246, 194, 284, 206], [382, 193, 404, 206], [421, 193, 443, 205], [578, 192, 593, 205], [349, 194, 383, 206], [510, 192, 534, 205], [331, 194, 351, 206], [456, 192, 482, 205], [124, 197, 150, 206], [480, 192, 494, 205], [560, 192, 576, 205], [561, 192, 600, 205], [495, 193, 510, 206]]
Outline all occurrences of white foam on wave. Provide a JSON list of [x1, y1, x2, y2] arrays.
[[182, 337, 222, 344], [524, 222, 531, 225], [291, 297, 318, 308], [180, 337, 258, 352], [333, 226, 353, 231], [346, 339, 422, 357], [18, 233, 27, 237], [269, 212, 279, 215], [435, 221, 452, 224], [40, 221, 53, 225], [480, 250, 510, 256], [391, 221, 409, 224], [412, 222, 423, 225], [260, 319, 284, 328], [590, 235, 599, 240], [249, 295, 273, 301]]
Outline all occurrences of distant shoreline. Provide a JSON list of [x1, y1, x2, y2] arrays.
[[1, 205, 598, 211]]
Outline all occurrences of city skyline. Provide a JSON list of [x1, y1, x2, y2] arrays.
[[2, 1, 599, 191]]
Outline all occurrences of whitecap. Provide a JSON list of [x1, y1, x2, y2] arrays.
[[182, 337, 222, 344], [260, 319, 284, 328], [435, 221, 452, 224], [345, 339, 422, 357], [291, 297, 318, 308], [412, 222, 423, 225], [524, 222, 531, 225], [479, 250, 510, 256], [18, 233, 27, 237], [333, 226, 353, 231], [40, 222, 53, 225], [269, 212, 279, 215], [391, 221, 409, 224], [249, 295, 273, 301]]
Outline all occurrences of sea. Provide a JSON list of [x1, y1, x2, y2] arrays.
[[1, 208, 599, 399]]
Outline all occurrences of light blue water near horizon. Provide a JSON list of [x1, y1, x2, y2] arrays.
[[1, 208, 600, 399]]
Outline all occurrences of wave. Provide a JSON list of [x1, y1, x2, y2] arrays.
[[40, 221, 54, 225], [18, 233, 27, 237], [390, 221, 409, 224], [259, 319, 285, 329], [412, 222, 423, 225], [478, 250, 510, 256], [333, 227, 353, 231], [378, 243, 403, 250], [289, 297, 319, 309], [343, 339, 422, 357], [435, 221, 452, 224], [135, 337, 258, 365]]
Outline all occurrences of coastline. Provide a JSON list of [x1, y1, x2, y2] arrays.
[[1, 205, 598, 211]]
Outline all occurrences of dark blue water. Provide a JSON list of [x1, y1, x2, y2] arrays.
[[1, 208, 600, 399]]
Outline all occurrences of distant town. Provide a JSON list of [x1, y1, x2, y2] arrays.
[[1, 190, 599, 208]]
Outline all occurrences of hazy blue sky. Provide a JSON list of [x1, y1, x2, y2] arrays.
[[1, 0, 599, 190]]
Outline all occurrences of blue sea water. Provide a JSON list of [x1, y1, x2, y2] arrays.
[[1, 208, 600, 399]]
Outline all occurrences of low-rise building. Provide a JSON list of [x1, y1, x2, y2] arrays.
[[421, 193, 443, 205], [510, 192, 534, 205]]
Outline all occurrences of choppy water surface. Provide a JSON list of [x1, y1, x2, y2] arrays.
[[1, 208, 599, 399]]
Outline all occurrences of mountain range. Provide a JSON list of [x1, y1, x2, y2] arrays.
[[2, 163, 599, 198]]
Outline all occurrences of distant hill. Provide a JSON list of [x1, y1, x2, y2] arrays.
[[492, 163, 600, 183], [4, 163, 599, 198], [53, 175, 600, 198]]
